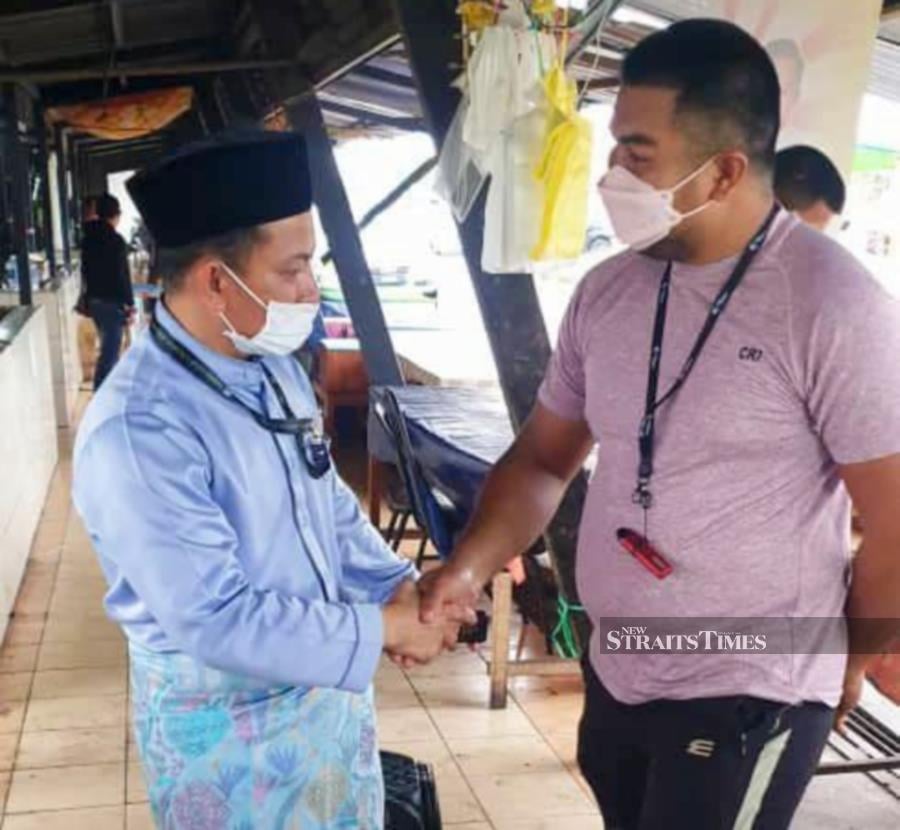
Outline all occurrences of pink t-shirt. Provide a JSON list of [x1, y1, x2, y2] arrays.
[[539, 213, 900, 706]]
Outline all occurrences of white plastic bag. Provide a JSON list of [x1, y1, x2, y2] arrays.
[[480, 31, 557, 273], [482, 89, 549, 273], [464, 23, 554, 157], [435, 95, 489, 223]]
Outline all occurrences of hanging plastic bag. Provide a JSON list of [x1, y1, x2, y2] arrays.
[[530, 61, 593, 261], [482, 80, 549, 272], [435, 94, 490, 223], [481, 29, 557, 272], [464, 27, 522, 155], [462, 1, 537, 156]]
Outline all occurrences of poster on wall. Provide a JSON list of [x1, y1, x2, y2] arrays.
[[641, 0, 883, 180]]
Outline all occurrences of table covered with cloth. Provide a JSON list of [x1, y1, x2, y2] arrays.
[[368, 386, 515, 518]]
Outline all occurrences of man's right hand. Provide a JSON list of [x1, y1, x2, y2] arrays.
[[417, 562, 484, 625]]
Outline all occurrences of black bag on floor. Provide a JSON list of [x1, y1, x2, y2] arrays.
[[381, 750, 442, 830]]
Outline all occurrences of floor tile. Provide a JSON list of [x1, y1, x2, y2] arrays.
[[127, 762, 148, 804], [12, 586, 54, 617], [374, 672, 420, 710], [48, 588, 107, 609], [45, 600, 108, 624], [427, 700, 538, 740], [0, 647, 39, 675], [29, 529, 66, 559], [53, 561, 105, 578], [31, 667, 127, 700], [21, 561, 58, 581], [376, 707, 442, 744], [0, 773, 10, 811], [449, 735, 564, 778], [492, 817, 603, 830], [42, 616, 119, 644], [411, 675, 495, 709], [24, 695, 126, 732], [50, 576, 107, 597], [403, 648, 488, 678], [26, 546, 61, 566], [466, 771, 597, 823], [517, 696, 582, 735], [1, 805, 125, 830], [2, 619, 45, 648], [6, 763, 124, 813], [0, 733, 18, 772], [126, 802, 156, 829], [16, 726, 126, 769], [565, 763, 597, 803], [0, 702, 26, 735], [509, 675, 585, 703], [542, 731, 579, 768], [37, 640, 126, 672], [0, 674, 33, 703]]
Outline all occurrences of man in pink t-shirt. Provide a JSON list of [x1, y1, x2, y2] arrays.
[[420, 19, 900, 830]]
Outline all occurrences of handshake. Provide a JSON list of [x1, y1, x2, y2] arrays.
[[381, 564, 485, 668]]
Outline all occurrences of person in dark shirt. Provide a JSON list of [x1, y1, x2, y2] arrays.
[[80, 193, 134, 390]]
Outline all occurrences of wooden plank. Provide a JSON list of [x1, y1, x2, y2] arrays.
[[489, 571, 513, 709], [486, 658, 583, 678]]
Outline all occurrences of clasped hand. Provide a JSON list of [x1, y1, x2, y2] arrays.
[[382, 569, 480, 668]]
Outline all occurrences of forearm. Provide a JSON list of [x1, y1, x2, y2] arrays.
[[451, 451, 571, 584], [846, 534, 900, 668]]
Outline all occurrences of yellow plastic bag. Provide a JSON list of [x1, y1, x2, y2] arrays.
[[530, 63, 593, 261]]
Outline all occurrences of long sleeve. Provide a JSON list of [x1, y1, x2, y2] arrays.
[[73, 410, 384, 692], [331, 471, 416, 605]]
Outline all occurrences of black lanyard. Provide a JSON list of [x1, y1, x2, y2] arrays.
[[634, 205, 779, 512], [149, 315, 331, 478]]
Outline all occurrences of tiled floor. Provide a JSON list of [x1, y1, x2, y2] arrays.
[[0, 415, 602, 829]]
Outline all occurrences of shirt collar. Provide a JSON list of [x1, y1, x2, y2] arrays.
[[154, 299, 266, 389]]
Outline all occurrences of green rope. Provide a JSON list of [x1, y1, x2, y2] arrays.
[[551, 594, 585, 659]]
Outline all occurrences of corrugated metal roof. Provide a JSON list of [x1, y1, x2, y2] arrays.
[[0, 0, 231, 67]]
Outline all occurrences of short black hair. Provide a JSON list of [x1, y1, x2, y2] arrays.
[[622, 19, 781, 172], [157, 226, 262, 293], [96, 193, 121, 220], [775, 145, 846, 214]]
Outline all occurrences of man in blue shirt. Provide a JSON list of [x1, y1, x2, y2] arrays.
[[73, 130, 457, 829]]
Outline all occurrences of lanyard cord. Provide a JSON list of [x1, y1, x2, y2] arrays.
[[149, 316, 314, 436], [634, 205, 780, 512]]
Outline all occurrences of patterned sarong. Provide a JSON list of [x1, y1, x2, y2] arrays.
[[129, 644, 383, 829]]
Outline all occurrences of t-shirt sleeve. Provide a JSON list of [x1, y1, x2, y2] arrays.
[[800, 265, 900, 466], [538, 279, 587, 421]]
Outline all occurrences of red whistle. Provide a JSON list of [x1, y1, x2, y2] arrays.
[[616, 528, 673, 580]]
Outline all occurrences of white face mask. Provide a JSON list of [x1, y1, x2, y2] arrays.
[[598, 159, 715, 251], [219, 263, 319, 357]]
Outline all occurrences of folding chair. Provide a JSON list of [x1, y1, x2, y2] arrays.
[[373, 390, 464, 567]]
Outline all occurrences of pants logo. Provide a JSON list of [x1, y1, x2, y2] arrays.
[[686, 738, 716, 758]]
